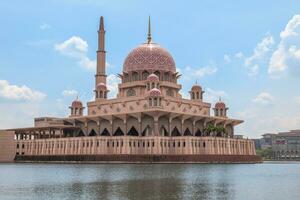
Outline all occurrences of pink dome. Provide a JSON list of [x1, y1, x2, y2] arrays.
[[148, 88, 162, 96], [147, 73, 159, 82], [215, 101, 226, 109], [96, 83, 107, 90], [191, 84, 202, 91], [71, 99, 83, 108], [123, 43, 176, 73]]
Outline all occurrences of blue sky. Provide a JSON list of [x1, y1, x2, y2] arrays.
[[1, 0, 300, 138]]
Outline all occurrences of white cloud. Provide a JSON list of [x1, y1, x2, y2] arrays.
[[54, 36, 96, 70], [180, 65, 217, 81], [235, 52, 244, 59], [224, 54, 231, 63], [107, 74, 120, 98], [0, 80, 46, 101], [269, 15, 300, 77], [204, 88, 228, 104], [55, 36, 88, 58], [243, 34, 275, 76], [235, 98, 300, 138], [293, 96, 300, 104], [40, 22, 51, 30], [62, 89, 78, 97], [252, 92, 274, 105]]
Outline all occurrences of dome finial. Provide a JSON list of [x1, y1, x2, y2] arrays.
[[147, 15, 152, 44]]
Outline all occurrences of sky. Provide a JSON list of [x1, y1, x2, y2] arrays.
[[0, 0, 300, 138]]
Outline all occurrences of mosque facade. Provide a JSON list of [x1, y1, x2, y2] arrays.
[[0, 17, 260, 163]]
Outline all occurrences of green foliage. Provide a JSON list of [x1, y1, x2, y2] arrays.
[[256, 147, 273, 159], [203, 124, 227, 137]]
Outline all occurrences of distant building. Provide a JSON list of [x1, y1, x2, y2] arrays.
[[260, 133, 276, 149], [272, 130, 300, 160], [252, 139, 261, 150]]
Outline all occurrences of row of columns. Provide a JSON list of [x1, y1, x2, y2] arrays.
[[16, 136, 255, 156]]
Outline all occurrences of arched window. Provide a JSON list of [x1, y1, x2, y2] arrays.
[[158, 98, 161, 106], [164, 72, 170, 81], [149, 98, 152, 106], [132, 71, 139, 81], [142, 71, 149, 80], [100, 91, 103, 98], [151, 82, 155, 89], [124, 73, 129, 83], [154, 98, 157, 106], [192, 92, 195, 99], [196, 92, 199, 99], [166, 89, 174, 97], [126, 89, 136, 97], [154, 71, 160, 80], [96, 91, 98, 98]]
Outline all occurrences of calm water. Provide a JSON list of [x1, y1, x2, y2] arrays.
[[0, 162, 299, 200]]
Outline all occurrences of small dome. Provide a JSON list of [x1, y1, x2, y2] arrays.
[[148, 88, 162, 96], [215, 101, 226, 109], [147, 73, 159, 82], [71, 99, 83, 108], [96, 83, 107, 90], [123, 42, 176, 73], [191, 84, 202, 91]]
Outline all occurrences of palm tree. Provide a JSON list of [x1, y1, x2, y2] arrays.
[[204, 125, 227, 137], [204, 124, 215, 136]]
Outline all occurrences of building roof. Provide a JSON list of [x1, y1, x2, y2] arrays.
[[147, 73, 159, 82], [96, 82, 107, 90], [123, 42, 176, 73], [148, 88, 162, 96]]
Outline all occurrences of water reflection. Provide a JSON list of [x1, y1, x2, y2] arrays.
[[0, 163, 300, 200]]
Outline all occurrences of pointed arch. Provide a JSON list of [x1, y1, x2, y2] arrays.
[[88, 129, 97, 136], [195, 129, 202, 136], [76, 130, 85, 137], [132, 71, 139, 81], [171, 127, 181, 137], [160, 125, 169, 136], [127, 126, 139, 136], [113, 127, 124, 136], [101, 128, 110, 136], [142, 70, 150, 80], [154, 71, 160, 80], [184, 128, 192, 136], [142, 125, 152, 136]]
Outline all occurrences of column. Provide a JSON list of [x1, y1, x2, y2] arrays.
[[153, 117, 159, 136]]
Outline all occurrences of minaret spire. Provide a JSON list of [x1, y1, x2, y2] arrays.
[[100, 16, 104, 31], [147, 16, 152, 44], [95, 16, 108, 100]]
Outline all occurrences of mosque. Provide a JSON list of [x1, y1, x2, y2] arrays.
[[0, 17, 260, 163]]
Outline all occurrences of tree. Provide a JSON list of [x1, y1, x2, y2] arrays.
[[204, 124, 227, 137]]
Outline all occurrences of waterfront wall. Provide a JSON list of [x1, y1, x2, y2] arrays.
[[0, 131, 15, 162], [15, 136, 256, 156]]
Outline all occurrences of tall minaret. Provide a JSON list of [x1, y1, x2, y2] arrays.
[[94, 16, 108, 100], [96, 16, 106, 85]]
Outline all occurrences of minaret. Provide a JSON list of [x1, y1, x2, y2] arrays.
[[95, 16, 107, 86], [94, 16, 108, 100]]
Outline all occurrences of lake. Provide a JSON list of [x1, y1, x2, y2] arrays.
[[0, 162, 299, 200]]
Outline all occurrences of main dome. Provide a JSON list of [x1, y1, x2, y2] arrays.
[[123, 42, 176, 73]]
